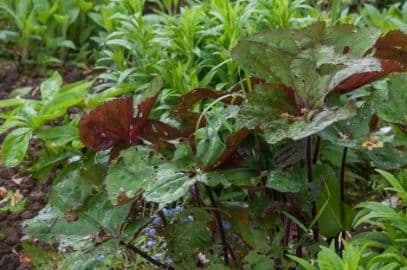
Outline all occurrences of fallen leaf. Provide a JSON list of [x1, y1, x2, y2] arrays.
[[10, 190, 23, 207], [0, 187, 7, 200], [11, 175, 24, 185], [19, 254, 31, 264]]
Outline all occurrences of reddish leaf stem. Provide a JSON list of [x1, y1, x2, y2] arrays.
[[313, 136, 321, 164], [339, 147, 348, 242], [204, 185, 230, 265], [306, 136, 319, 241], [190, 183, 204, 207]]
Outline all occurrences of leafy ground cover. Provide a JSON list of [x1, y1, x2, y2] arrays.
[[1, 0, 407, 269]]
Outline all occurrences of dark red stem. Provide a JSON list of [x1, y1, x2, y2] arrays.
[[306, 136, 319, 241], [121, 241, 173, 269], [340, 147, 348, 236], [204, 185, 230, 265], [313, 136, 321, 164]]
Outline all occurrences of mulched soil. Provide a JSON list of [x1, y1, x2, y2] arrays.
[[0, 62, 86, 270], [0, 166, 50, 270]]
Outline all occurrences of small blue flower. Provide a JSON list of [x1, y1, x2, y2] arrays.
[[173, 206, 184, 213], [146, 240, 157, 248], [152, 253, 164, 261], [152, 216, 161, 225], [187, 215, 194, 222], [96, 254, 105, 262], [165, 258, 174, 265], [222, 221, 231, 230], [162, 208, 173, 218], [147, 227, 157, 237]]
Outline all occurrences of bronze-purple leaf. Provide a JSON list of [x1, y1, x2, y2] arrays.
[[139, 120, 186, 150], [80, 95, 159, 151], [80, 97, 134, 151], [374, 30, 407, 72], [333, 59, 403, 93], [204, 128, 250, 171]]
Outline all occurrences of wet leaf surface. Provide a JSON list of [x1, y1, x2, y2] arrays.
[[374, 30, 407, 71]]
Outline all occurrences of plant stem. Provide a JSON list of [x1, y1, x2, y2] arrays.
[[204, 185, 230, 265], [121, 241, 173, 270], [190, 183, 204, 207], [340, 147, 348, 236], [158, 210, 168, 227], [283, 217, 291, 247], [306, 136, 319, 241], [313, 136, 321, 164]]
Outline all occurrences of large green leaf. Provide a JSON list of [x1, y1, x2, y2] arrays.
[[232, 23, 391, 111], [168, 208, 212, 263], [232, 22, 326, 86], [40, 71, 63, 103], [1, 127, 32, 167], [365, 143, 407, 170], [0, 98, 26, 108], [1, 101, 38, 129], [24, 195, 130, 253], [36, 125, 79, 147], [78, 193, 130, 234], [195, 126, 225, 167], [320, 102, 392, 149], [231, 40, 295, 86], [22, 241, 60, 270], [263, 105, 357, 144], [244, 21, 325, 52], [49, 165, 95, 212], [231, 221, 271, 253], [105, 146, 154, 205], [375, 74, 407, 125], [315, 164, 354, 237], [239, 84, 298, 130], [290, 46, 382, 107], [201, 169, 258, 188], [325, 25, 381, 57], [143, 163, 197, 206], [244, 251, 275, 270], [266, 168, 306, 193], [36, 80, 92, 124], [22, 205, 98, 252], [0, 119, 25, 134], [239, 84, 357, 144]]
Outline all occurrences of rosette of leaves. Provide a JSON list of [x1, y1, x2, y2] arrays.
[[231, 22, 404, 144], [0, 72, 92, 168]]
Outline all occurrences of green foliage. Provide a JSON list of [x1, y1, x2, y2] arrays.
[[290, 170, 407, 269], [0, 0, 100, 66], [375, 74, 407, 125], [0, 71, 92, 169], [0, 190, 28, 213], [1, 1, 406, 269]]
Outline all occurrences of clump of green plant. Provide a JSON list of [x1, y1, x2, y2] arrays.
[[0, 72, 92, 174], [0, 188, 27, 213], [91, 0, 323, 96], [16, 22, 407, 269], [0, 0, 100, 67], [359, 1, 407, 33], [289, 169, 407, 269]]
